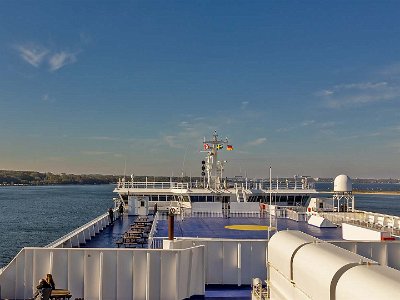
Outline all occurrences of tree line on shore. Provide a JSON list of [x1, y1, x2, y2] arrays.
[[0, 170, 198, 185], [0, 170, 398, 186], [0, 170, 120, 185]]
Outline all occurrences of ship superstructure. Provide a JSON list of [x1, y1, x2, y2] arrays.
[[114, 131, 317, 213]]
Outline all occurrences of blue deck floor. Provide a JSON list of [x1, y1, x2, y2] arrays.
[[82, 215, 145, 248], [193, 285, 252, 299], [82, 213, 342, 249], [155, 215, 342, 240]]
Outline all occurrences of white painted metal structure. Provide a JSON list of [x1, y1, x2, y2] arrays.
[[342, 223, 392, 241], [170, 238, 267, 285], [331, 240, 400, 270], [307, 215, 336, 228], [0, 247, 205, 300], [127, 195, 149, 216], [191, 202, 223, 214], [319, 210, 400, 238], [335, 264, 400, 300], [114, 131, 317, 209], [0, 237, 267, 299], [230, 202, 260, 213], [333, 174, 355, 212], [268, 230, 400, 299], [203, 130, 230, 189], [333, 174, 352, 193]]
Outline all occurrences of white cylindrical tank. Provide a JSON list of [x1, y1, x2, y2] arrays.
[[336, 264, 400, 299], [334, 174, 352, 193], [292, 242, 376, 300], [268, 230, 318, 279]]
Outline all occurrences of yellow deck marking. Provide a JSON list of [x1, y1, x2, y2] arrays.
[[224, 224, 275, 231]]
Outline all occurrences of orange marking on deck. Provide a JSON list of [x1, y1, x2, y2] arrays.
[[224, 225, 275, 231]]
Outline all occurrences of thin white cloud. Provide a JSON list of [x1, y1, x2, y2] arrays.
[[247, 137, 267, 146], [333, 82, 388, 90], [49, 51, 77, 71], [301, 120, 316, 127], [15, 44, 48, 67], [315, 90, 334, 97], [15, 42, 79, 72], [41, 93, 56, 103], [241, 101, 249, 109], [316, 81, 400, 108]]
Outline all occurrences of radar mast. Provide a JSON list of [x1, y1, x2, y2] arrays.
[[203, 130, 229, 189]]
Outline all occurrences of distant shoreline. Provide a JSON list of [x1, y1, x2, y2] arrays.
[[320, 191, 400, 195], [355, 191, 400, 195]]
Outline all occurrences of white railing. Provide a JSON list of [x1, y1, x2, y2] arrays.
[[116, 181, 190, 190], [243, 181, 314, 190], [168, 237, 267, 285], [182, 211, 261, 218], [116, 180, 315, 191], [150, 237, 268, 285], [286, 209, 308, 222], [320, 210, 400, 236], [0, 246, 205, 300], [147, 212, 159, 249], [46, 208, 120, 248], [150, 237, 166, 249], [331, 240, 400, 270]]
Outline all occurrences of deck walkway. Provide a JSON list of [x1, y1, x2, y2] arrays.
[[155, 215, 343, 240], [81, 215, 141, 248], [82, 213, 343, 249]]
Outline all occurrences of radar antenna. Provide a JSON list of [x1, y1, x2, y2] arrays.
[[201, 131, 231, 189]]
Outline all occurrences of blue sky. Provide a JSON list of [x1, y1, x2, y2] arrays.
[[1, 1, 400, 178]]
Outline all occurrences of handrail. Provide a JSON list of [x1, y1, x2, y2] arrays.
[[115, 181, 316, 191], [319, 210, 400, 234], [116, 182, 190, 190], [46, 208, 118, 248], [147, 212, 159, 249]]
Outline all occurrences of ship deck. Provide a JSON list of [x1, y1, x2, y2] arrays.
[[82, 213, 342, 249]]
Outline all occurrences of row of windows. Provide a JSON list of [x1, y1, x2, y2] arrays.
[[149, 195, 189, 202], [247, 195, 309, 205], [127, 194, 308, 205], [133, 194, 231, 203], [190, 196, 231, 203]]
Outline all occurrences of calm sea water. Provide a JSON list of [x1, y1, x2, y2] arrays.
[[0, 185, 114, 268], [0, 183, 399, 268]]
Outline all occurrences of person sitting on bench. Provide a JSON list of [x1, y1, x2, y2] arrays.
[[34, 278, 52, 300]]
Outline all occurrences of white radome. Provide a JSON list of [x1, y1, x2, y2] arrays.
[[334, 174, 352, 192]]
